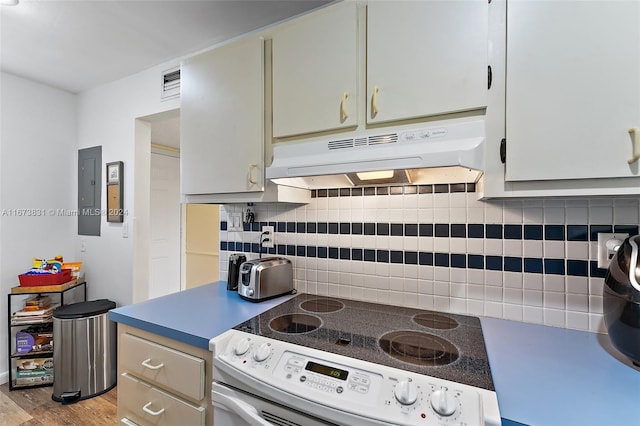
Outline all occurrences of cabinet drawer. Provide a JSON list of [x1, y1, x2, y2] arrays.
[[120, 333, 205, 401], [119, 373, 205, 426]]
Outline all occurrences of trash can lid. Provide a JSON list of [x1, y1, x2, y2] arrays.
[[53, 299, 116, 319]]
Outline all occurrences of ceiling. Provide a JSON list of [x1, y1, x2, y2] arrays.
[[0, 0, 331, 94]]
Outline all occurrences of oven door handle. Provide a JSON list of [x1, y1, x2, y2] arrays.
[[213, 388, 272, 426]]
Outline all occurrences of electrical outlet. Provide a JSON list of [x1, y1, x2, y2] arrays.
[[597, 232, 628, 268], [80, 238, 86, 252], [261, 225, 275, 248]]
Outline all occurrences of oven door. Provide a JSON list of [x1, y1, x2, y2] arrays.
[[213, 382, 336, 426]]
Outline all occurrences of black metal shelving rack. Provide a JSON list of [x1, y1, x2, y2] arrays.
[[7, 281, 87, 391]]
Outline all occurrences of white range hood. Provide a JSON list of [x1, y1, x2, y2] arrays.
[[266, 119, 485, 189]]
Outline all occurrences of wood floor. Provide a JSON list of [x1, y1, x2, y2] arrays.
[[0, 383, 117, 426]]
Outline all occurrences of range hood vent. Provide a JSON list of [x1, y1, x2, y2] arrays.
[[267, 120, 485, 189]]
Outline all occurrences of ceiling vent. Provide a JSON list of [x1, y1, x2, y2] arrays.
[[161, 66, 180, 100]]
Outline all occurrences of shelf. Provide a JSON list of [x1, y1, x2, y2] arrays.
[[10, 319, 53, 327], [11, 350, 53, 359], [11, 380, 53, 390], [10, 279, 82, 294]]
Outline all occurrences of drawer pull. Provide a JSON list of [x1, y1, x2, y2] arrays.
[[141, 358, 165, 370], [142, 402, 165, 416], [120, 418, 138, 426]]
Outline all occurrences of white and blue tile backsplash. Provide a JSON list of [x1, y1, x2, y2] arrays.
[[219, 184, 640, 333]]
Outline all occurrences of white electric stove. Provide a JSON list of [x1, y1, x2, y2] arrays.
[[210, 294, 501, 426]]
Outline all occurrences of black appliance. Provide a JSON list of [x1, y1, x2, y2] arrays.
[[227, 253, 246, 291], [604, 235, 640, 366]]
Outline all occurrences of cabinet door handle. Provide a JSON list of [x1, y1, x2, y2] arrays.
[[141, 358, 164, 370], [340, 92, 349, 123], [628, 127, 640, 164], [120, 418, 138, 426], [142, 402, 165, 416], [248, 164, 258, 185], [371, 86, 380, 118]]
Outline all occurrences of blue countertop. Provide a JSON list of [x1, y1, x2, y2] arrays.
[[109, 282, 296, 349], [110, 282, 640, 426]]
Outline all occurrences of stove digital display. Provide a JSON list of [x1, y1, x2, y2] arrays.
[[305, 361, 348, 381]]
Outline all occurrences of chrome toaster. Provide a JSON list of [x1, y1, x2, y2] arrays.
[[238, 257, 294, 302]]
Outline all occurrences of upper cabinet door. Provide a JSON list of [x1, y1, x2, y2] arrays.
[[366, 0, 488, 125], [271, 2, 358, 139], [180, 37, 264, 195], [506, 0, 640, 182]]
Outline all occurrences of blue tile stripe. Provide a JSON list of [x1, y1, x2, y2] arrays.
[[221, 221, 639, 241], [219, 221, 639, 278]]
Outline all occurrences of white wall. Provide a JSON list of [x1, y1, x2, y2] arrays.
[[75, 62, 179, 306], [0, 72, 77, 384]]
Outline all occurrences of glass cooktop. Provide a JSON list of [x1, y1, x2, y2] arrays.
[[233, 293, 495, 391]]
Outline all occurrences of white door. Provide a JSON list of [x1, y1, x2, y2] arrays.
[[150, 150, 181, 298]]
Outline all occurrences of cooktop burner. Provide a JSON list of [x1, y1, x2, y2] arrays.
[[269, 313, 321, 334], [300, 298, 344, 313], [379, 330, 459, 366], [234, 293, 495, 391], [413, 312, 459, 330]]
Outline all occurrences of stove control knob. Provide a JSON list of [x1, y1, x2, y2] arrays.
[[430, 388, 457, 417], [394, 379, 418, 406], [233, 338, 250, 356], [253, 343, 271, 362]]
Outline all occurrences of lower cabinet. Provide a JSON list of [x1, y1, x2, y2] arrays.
[[116, 324, 212, 426]]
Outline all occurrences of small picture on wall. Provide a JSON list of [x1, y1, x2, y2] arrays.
[[107, 162, 121, 183]]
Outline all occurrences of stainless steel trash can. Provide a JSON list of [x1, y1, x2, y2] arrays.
[[52, 299, 117, 404]]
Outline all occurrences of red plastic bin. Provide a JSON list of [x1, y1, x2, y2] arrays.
[[19, 269, 72, 287]]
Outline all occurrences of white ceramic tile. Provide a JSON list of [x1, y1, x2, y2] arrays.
[[566, 241, 588, 259], [523, 199, 544, 207], [544, 275, 565, 292], [544, 207, 565, 224], [417, 208, 434, 223], [434, 266, 450, 282], [466, 239, 484, 254], [522, 240, 543, 258], [523, 306, 544, 324], [404, 278, 418, 293], [503, 304, 523, 322], [543, 292, 565, 309], [418, 294, 435, 309], [404, 264, 418, 279], [484, 302, 503, 318], [467, 284, 484, 300], [403, 209, 418, 223], [543, 308, 565, 327], [433, 237, 450, 252], [418, 280, 434, 295], [485, 270, 503, 286], [389, 277, 403, 292], [317, 282, 329, 296], [485, 286, 502, 302], [387, 291, 404, 307], [389, 236, 403, 251], [589, 278, 604, 296], [543, 241, 565, 258], [402, 194, 419, 210], [350, 286, 365, 301], [589, 295, 603, 314], [503, 240, 523, 257], [467, 269, 485, 284], [503, 272, 523, 288], [484, 239, 503, 255], [389, 264, 404, 278], [523, 290, 543, 307], [389, 209, 404, 223], [467, 207, 485, 223], [434, 208, 450, 223], [418, 265, 434, 280], [566, 311, 589, 331], [375, 263, 389, 278], [403, 292, 420, 309], [589, 206, 613, 223], [450, 238, 466, 253], [450, 208, 467, 223], [418, 237, 434, 251], [450, 193, 466, 208], [417, 193, 433, 209], [433, 193, 450, 208], [566, 276, 589, 294], [375, 236, 390, 249], [566, 294, 589, 312], [434, 281, 450, 296], [434, 296, 450, 311], [484, 202, 504, 224], [523, 207, 544, 224], [504, 288, 522, 304], [446, 298, 466, 315], [450, 268, 466, 284], [566, 206, 589, 224], [614, 204, 639, 224], [543, 199, 565, 208], [503, 202, 523, 224], [403, 237, 418, 251], [589, 313, 606, 333], [467, 299, 484, 315]]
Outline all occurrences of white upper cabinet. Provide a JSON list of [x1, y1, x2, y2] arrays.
[[271, 2, 358, 139], [505, 0, 640, 182], [366, 0, 488, 124], [181, 36, 264, 196], [271, 1, 489, 139]]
